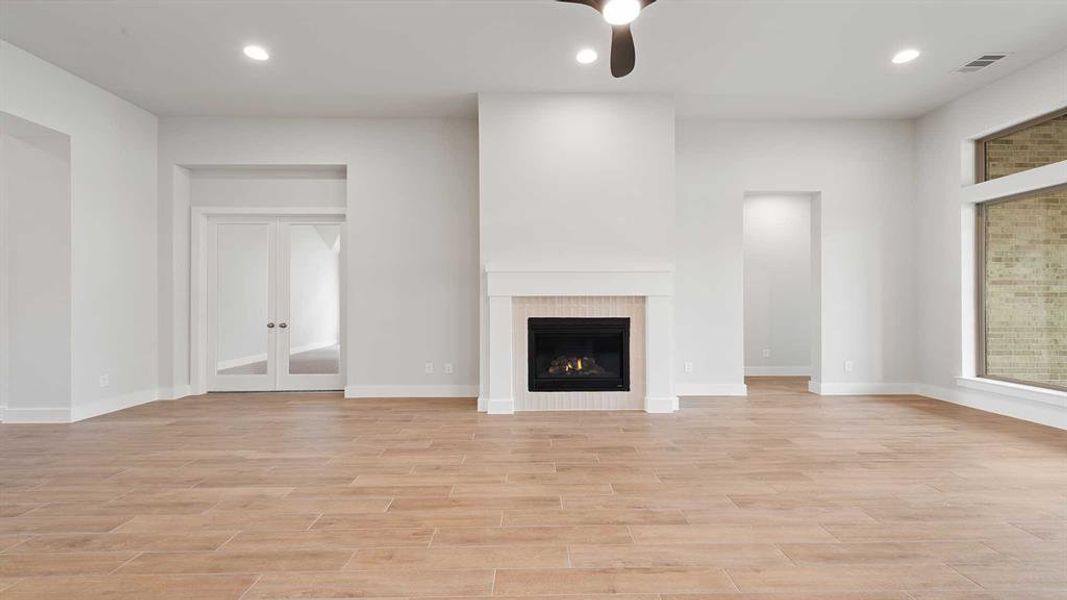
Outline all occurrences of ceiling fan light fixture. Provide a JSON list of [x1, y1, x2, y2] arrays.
[[602, 0, 641, 25], [557, 0, 657, 78]]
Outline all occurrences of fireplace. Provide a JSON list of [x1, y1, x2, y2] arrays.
[[527, 317, 630, 392]]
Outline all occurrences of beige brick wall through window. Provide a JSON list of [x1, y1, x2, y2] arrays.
[[981, 186, 1067, 389]]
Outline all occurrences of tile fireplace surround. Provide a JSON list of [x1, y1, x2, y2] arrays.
[[480, 266, 677, 414]]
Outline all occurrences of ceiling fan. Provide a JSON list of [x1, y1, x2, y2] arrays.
[[557, 0, 658, 78]]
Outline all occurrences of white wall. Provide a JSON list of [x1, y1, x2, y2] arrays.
[[676, 119, 916, 394], [914, 48, 1067, 428], [478, 94, 675, 267], [0, 135, 5, 413], [0, 122, 72, 421], [477, 94, 676, 400], [0, 40, 158, 421], [743, 193, 812, 375], [190, 165, 346, 208], [158, 117, 479, 397]]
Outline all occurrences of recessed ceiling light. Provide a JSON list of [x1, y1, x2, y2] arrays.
[[892, 48, 921, 64], [243, 45, 270, 61], [576, 48, 598, 65], [603, 0, 641, 26]]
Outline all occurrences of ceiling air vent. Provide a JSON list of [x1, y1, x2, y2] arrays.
[[956, 53, 1009, 73]]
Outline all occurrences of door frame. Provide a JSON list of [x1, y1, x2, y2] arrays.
[[191, 206, 346, 395]]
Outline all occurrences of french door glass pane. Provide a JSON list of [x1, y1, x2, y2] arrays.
[[216, 223, 270, 376], [287, 224, 341, 375]]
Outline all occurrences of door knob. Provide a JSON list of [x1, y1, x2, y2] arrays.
[[267, 322, 275, 328], [279, 322, 288, 329]]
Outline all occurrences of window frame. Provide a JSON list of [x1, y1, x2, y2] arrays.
[[975, 106, 1067, 183], [974, 182, 1067, 393]]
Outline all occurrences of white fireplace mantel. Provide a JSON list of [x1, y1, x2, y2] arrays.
[[480, 265, 678, 415], [486, 265, 674, 298]]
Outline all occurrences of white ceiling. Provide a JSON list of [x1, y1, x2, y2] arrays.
[[2, 0, 1066, 119]]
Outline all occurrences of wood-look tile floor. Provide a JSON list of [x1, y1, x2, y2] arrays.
[[1, 378, 1064, 599]]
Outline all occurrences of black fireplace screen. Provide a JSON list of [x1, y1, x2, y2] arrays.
[[527, 317, 630, 392]]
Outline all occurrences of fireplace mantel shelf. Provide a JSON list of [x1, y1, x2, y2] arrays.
[[485, 265, 675, 299], [485, 264, 674, 272]]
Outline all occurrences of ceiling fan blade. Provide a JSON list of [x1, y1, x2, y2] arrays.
[[610, 24, 636, 77], [556, 0, 602, 10], [640, 0, 657, 6]]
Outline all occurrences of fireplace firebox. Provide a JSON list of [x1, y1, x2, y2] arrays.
[[527, 317, 630, 392]]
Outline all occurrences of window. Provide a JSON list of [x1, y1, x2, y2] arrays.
[[976, 184, 1067, 391], [974, 108, 1067, 392], [976, 108, 1067, 182]]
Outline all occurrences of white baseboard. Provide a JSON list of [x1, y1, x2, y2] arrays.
[[1, 406, 71, 423], [806, 380, 1065, 429], [217, 352, 268, 371], [954, 376, 1066, 408], [72, 388, 161, 422], [344, 385, 478, 398], [484, 397, 514, 415], [676, 383, 748, 396], [916, 382, 1066, 430], [809, 381, 916, 395], [745, 366, 811, 376], [4, 387, 172, 424], [4, 379, 1059, 431], [644, 396, 679, 413], [159, 384, 192, 401]]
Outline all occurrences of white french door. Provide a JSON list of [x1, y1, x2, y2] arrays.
[[206, 215, 344, 392]]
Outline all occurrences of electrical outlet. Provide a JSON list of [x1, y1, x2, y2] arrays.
[[424, 362, 434, 374], [762, 348, 771, 358], [98, 374, 110, 388], [683, 361, 693, 374], [844, 360, 854, 373], [443, 363, 454, 374]]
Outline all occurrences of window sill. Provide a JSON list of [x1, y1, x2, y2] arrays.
[[956, 377, 1067, 408]]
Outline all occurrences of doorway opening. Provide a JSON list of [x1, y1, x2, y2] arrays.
[[1, 113, 72, 421], [743, 192, 820, 395]]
